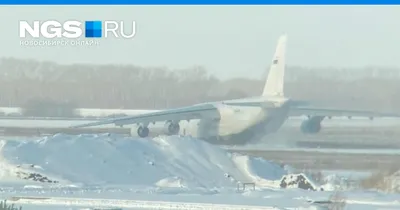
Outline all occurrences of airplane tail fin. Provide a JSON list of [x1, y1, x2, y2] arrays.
[[262, 34, 287, 97]]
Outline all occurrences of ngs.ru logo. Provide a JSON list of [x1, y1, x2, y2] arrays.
[[19, 20, 136, 47]]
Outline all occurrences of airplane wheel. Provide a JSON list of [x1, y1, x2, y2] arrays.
[[137, 126, 149, 138]]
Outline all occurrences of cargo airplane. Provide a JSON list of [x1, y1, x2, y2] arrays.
[[71, 35, 398, 145]]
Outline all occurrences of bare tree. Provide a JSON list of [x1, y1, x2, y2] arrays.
[[0, 57, 399, 114]]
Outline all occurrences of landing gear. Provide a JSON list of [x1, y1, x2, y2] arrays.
[[137, 126, 149, 138]]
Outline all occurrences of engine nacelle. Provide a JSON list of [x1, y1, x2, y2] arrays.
[[300, 116, 324, 134], [137, 126, 149, 138], [164, 121, 180, 135]]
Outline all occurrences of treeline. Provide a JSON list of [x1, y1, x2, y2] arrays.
[[0, 57, 399, 114]]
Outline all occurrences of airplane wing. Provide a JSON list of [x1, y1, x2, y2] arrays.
[[289, 106, 400, 118], [223, 99, 311, 107], [69, 103, 218, 128], [223, 102, 399, 118]]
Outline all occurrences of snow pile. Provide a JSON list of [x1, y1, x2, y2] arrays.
[[232, 155, 284, 188], [0, 134, 290, 190], [319, 174, 356, 191]]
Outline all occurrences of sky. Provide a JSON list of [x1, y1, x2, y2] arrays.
[[1, 6, 400, 79]]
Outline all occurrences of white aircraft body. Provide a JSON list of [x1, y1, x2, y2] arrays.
[[71, 35, 398, 145]]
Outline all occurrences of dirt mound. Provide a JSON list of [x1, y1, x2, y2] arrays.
[[16, 171, 59, 183], [279, 173, 320, 191]]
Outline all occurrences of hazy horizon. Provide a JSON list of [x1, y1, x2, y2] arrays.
[[1, 6, 400, 79]]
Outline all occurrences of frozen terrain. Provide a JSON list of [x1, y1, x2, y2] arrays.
[[0, 134, 397, 210], [0, 134, 291, 190]]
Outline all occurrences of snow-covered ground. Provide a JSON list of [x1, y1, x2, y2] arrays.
[[0, 134, 289, 189], [0, 134, 397, 210]]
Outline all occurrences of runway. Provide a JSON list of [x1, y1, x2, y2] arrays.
[[225, 118, 400, 171], [225, 121, 400, 171], [0, 117, 399, 172], [227, 147, 400, 171]]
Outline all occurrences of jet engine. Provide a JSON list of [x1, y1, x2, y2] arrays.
[[164, 121, 180, 135], [137, 126, 150, 138], [300, 116, 324, 134]]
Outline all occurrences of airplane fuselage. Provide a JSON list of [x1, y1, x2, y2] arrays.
[[198, 100, 290, 144], [129, 98, 291, 145]]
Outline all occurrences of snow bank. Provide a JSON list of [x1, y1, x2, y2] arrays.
[[232, 155, 284, 188], [0, 134, 289, 190]]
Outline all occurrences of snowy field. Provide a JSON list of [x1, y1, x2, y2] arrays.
[[0, 134, 397, 209]]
